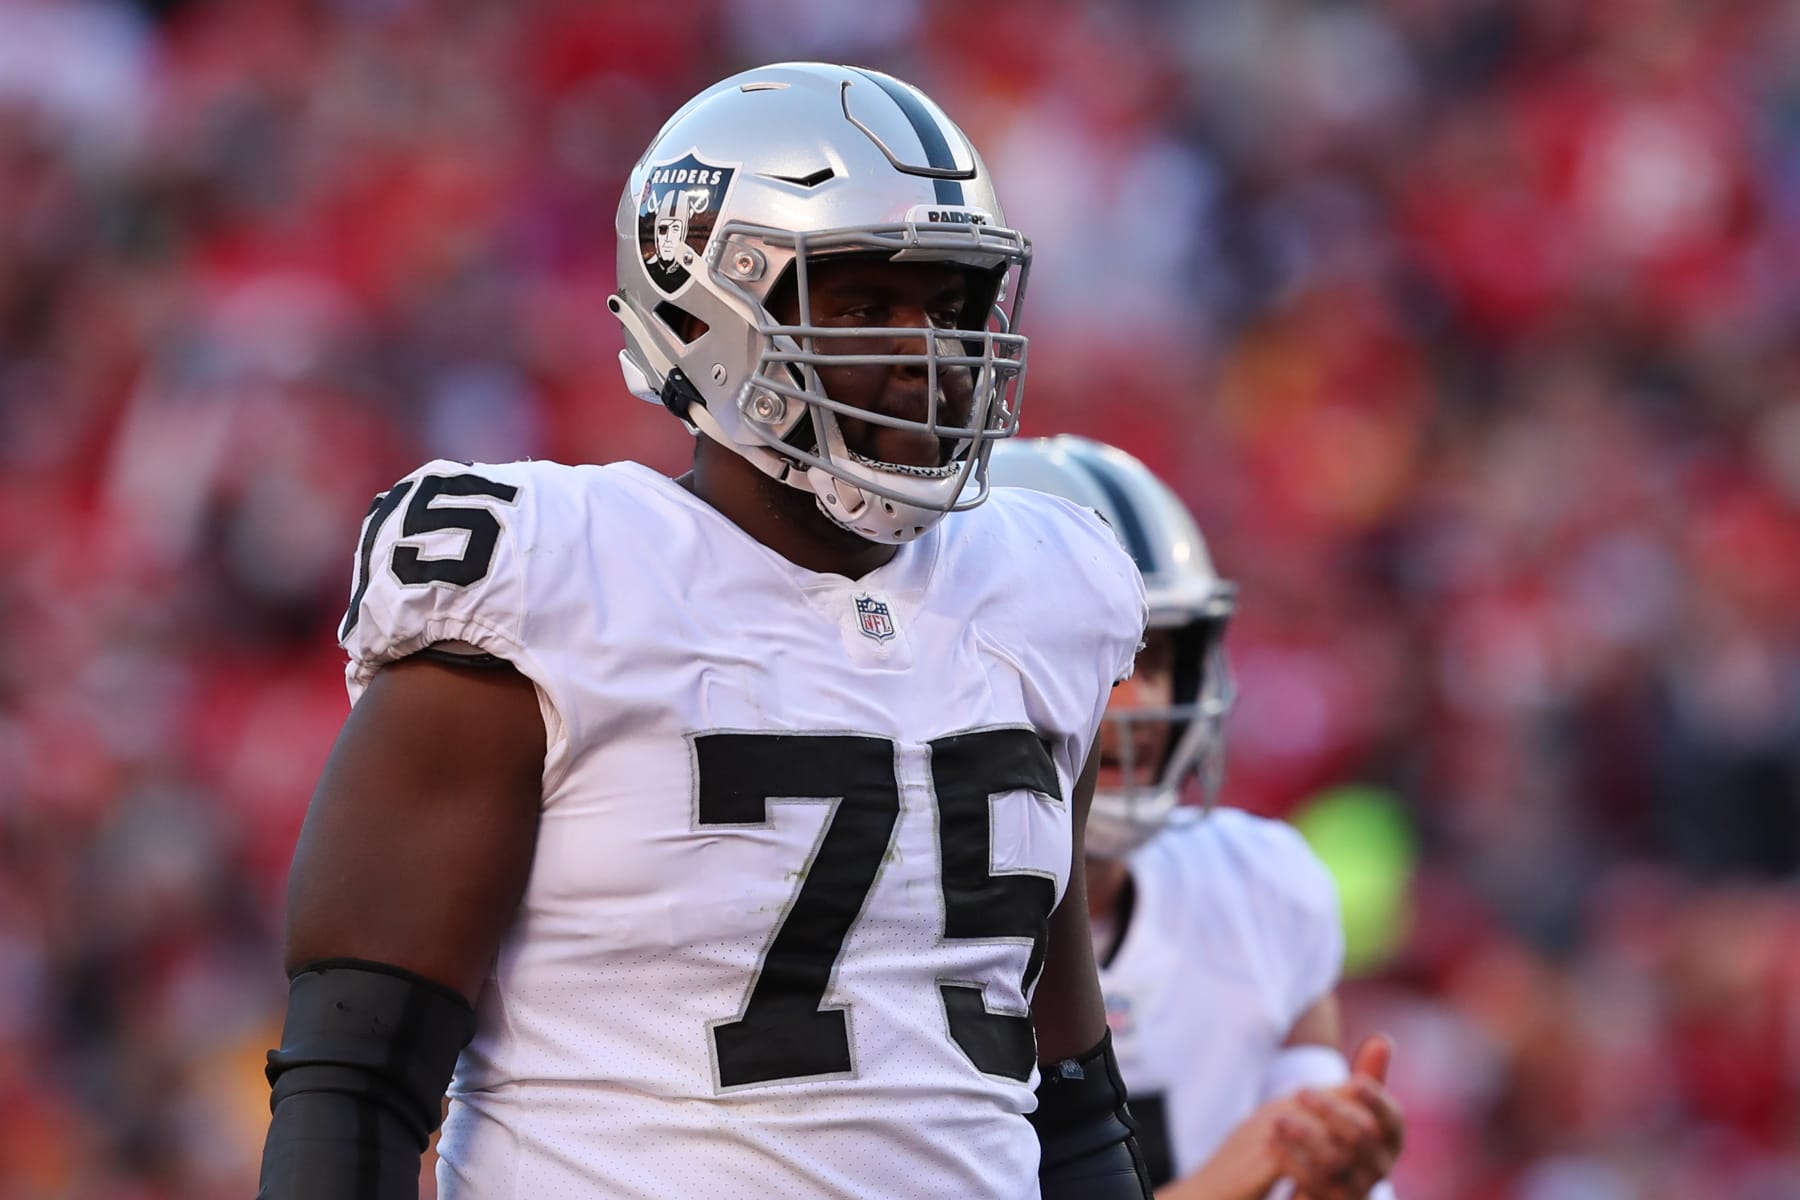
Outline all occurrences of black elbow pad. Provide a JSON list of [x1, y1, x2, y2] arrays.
[[1028, 1031, 1154, 1200], [258, 959, 476, 1200]]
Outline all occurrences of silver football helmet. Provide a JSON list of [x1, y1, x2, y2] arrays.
[[987, 436, 1237, 860], [610, 62, 1032, 543]]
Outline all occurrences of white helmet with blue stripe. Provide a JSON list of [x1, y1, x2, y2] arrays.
[[987, 435, 1238, 860], [609, 62, 1032, 543]]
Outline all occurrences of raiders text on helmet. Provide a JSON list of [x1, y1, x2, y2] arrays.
[[609, 62, 1033, 543], [987, 436, 1238, 860]]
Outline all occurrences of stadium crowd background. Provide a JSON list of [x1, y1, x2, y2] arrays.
[[2, 0, 1799, 1196]]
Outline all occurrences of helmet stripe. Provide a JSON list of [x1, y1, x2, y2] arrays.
[[849, 68, 967, 206], [1071, 453, 1158, 573]]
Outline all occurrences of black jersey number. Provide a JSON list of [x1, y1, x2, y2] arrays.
[[339, 472, 517, 639], [697, 734, 900, 1089], [929, 728, 1060, 1080], [695, 728, 1061, 1089]]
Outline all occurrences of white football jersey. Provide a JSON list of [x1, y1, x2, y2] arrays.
[[1098, 808, 1344, 1186], [338, 459, 1146, 1200]]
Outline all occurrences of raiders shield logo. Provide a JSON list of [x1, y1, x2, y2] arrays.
[[637, 151, 738, 294]]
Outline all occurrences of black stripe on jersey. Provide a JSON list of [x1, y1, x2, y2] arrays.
[[850, 67, 967, 206], [1071, 454, 1157, 573]]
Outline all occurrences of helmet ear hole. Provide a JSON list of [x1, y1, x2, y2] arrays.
[[655, 302, 710, 345], [761, 263, 800, 325]]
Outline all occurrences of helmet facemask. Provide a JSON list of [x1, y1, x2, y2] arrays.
[[1086, 613, 1237, 862], [704, 223, 1030, 542]]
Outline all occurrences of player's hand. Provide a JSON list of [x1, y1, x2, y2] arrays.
[[1152, 1092, 1310, 1200], [1279, 1034, 1404, 1200]]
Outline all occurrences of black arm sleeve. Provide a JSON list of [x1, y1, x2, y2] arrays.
[[1027, 1030, 1155, 1200], [257, 959, 476, 1200]]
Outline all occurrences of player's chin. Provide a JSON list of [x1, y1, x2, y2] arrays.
[[842, 420, 951, 470]]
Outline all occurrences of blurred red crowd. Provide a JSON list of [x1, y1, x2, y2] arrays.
[[1, 1, 1798, 1197]]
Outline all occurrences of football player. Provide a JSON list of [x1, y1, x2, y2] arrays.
[[988, 436, 1403, 1200], [258, 65, 1155, 1199]]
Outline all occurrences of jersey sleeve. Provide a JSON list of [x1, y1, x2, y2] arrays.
[[337, 459, 536, 703], [979, 489, 1149, 782], [1210, 811, 1347, 1026], [1082, 505, 1151, 688], [1031, 491, 1150, 687], [1072, 499, 1148, 796], [1188, 805, 1346, 1021]]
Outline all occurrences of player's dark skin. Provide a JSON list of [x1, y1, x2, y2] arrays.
[[285, 256, 1110, 1071]]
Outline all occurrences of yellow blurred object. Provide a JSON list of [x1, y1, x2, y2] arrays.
[[1290, 785, 1418, 975]]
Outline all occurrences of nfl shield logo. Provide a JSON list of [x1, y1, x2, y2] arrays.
[[854, 594, 896, 642]]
